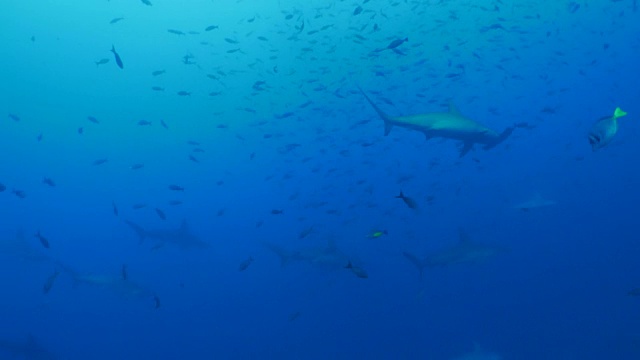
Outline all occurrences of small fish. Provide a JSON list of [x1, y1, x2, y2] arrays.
[[345, 261, 368, 279], [168, 200, 182, 206], [12, 189, 26, 199], [238, 257, 254, 271], [177, 91, 191, 96], [42, 177, 56, 187], [141, 0, 152, 5], [110, 45, 123, 69], [8, 113, 20, 121], [151, 70, 166, 76], [353, 6, 363, 15], [153, 294, 161, 308], [205, 25, 219, 31], [35, 231, 50, 249], [132, 203, 147, 210], [160, 120, 168, 129], [0, 183, 5, 192], [271, 209, 284, 215], [37, 133, 43, 142], [95, 58, 109, 66], [152, 86, 165, 92], [395, 191, 418, 209], [188, 155, 199, 163], [386, 37, 408, 50], [130, 163, 144, 170], [43, 270, 60, 294], [288, 311, 301, 322], [155, 208, 166, 220], [112, 201, 119, 216], [92, 158, 108, 166], [168, 185, 184, 191], [367, 230, 388, 239], [168, 29, 185, 35], [224, 38, 238, 44], [109, 17, 124, 24], [137, 120, 152, 126], [87, 116, 99, 124], [298, 226, 314, 239], [588, 107, 628, 151], [78, 127, 84, 134], [121, 264, 128, 281]]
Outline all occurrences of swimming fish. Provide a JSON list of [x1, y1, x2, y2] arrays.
[[238, 257, 254, 271], [588, 107, 627, 151], [43, 270, 60, 294], [344, 261, 368, 279], [110, 45, 123, 69], [395, 191, 418, 209], [34, 231, 50, 249]]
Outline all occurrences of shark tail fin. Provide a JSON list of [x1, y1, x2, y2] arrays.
[[403, 251, 427, 280], [614, 107, 627, 119], [262, 242, 292, 267], [357, 86, 394, 136], [124, 220, 146, 244], [484, 126, 514, 151]]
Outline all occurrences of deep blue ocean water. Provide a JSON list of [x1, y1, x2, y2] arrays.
[[1, 1, 639, 359]]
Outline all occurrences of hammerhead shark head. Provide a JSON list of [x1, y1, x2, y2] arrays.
[[358, 87, 514, 157], [0, 334, 57, 360], [124, 220, 208, 249], [403, 229, 507, 279]]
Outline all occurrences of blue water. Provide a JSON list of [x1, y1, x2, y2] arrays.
[[1, 0, 639, 359]]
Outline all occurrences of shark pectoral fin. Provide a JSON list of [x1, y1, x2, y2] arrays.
[[459, 141, 474, 157], [403, 251, 426, 279], [384, 121, 393, 136]]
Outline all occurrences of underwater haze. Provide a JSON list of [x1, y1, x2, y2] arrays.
[[1, 0, 640, 359]]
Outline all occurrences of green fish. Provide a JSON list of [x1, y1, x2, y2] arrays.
[[588, 107, 627, 151]]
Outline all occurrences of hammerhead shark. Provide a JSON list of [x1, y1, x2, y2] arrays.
[[262, 239, 351, 271], [403, 229, 507, 279], [0, 334, 57, 360], [124, 219, 208, 249], [358, 87, 514, 157]]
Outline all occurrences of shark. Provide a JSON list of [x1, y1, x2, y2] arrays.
[[0, 229, 53, 264], [403, 229, 506, 279], [358, 87, 514, 157], [0, 334, 57, 360], [263, 239, 351, 271], [513, 193, 557, 211], [124, 219, 208, 249], [450, 342, 502, 360]]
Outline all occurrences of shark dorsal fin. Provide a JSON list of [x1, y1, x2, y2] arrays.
[[448, 103, 462, 116], [180, 219, 189, 232], [458, 228, 472, 243]]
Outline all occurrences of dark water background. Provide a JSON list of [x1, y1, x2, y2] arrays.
[[1, 1, 639, 359]]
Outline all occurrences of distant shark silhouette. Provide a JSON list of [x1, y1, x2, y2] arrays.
[[358, 87, 514, 157], [513, 193, 557, 211], [0, 334, 57, 360], [263, 239, 351, 270], [124, 220, 208, 249], [450, 342, 502, 360], [0, 229, 53, 264], [403, 229, 506, 279]]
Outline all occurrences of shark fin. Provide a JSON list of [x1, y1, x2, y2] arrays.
[[459, 141, 474, 157], [484, 126, 514, 150], [357, 86, 395, 136], [448, 103, 462, 116], [124, 220, 147, 244], [403, 251, 426, 280]]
